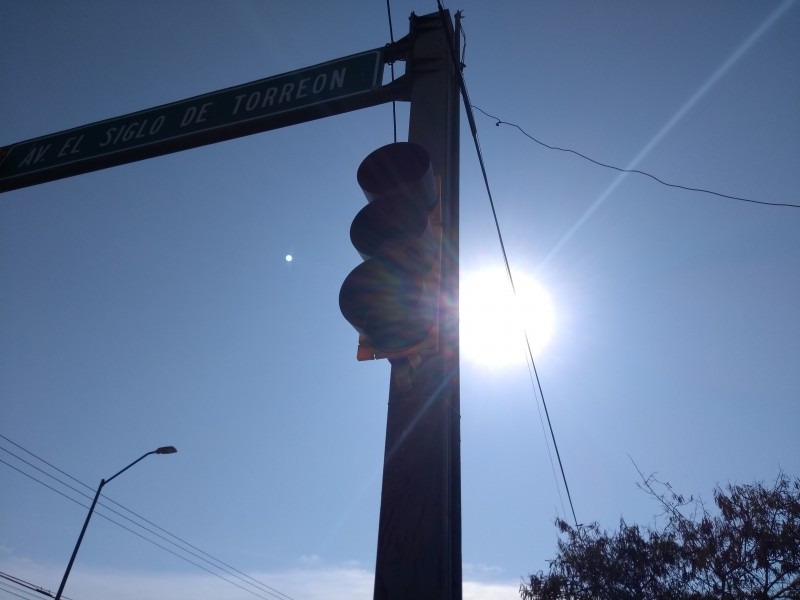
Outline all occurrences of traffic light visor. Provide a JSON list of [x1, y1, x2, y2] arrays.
[[357, 142, 437, 212]]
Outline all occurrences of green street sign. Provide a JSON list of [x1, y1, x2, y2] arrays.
[[0, 48, 385, 192]]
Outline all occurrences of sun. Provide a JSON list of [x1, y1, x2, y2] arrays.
[[459, 267, 555, 368]]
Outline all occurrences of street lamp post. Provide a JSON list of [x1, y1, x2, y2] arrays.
[[54, 446, 177, 600]]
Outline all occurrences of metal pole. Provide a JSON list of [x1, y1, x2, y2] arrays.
[[53, 447, 175, 600], [373, 10, 461, 600], [54, 479, 106, 600]]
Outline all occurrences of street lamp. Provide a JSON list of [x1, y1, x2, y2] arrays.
[[54, 446, 178, 600]]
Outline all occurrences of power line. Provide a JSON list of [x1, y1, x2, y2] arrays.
[[0, 572, 64, 600], [449, 10, 569, 523], [0, 454, 292, 600], [471, 105, 800, 210], [0, 435, 297, 600], [0, 582, 36, 600], [438, 5, 579, 527], [385, 0, 397, 143], [0, 572, 55, 600]]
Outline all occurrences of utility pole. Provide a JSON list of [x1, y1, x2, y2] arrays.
[[372, 10, 461, 600], [2, 7, 463, 597]]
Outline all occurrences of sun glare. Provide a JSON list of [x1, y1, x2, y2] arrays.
[[460, 267, 555, 368]]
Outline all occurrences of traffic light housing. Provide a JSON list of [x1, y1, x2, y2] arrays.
[[339, 142, 442, 361]]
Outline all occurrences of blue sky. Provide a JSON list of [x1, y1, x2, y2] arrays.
[[1, 2, 798, 599]]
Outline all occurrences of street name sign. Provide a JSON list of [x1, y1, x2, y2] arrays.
[[0, 48, 387, 193]]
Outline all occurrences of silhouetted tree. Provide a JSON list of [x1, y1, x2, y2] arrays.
[[521, 471, 800, 600]]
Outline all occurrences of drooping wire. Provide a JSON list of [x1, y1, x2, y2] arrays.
[[0, 436, 297, 600], [471, 105, 800, 210], [437, 5, 580, 527], [386, 0, 397, 142]]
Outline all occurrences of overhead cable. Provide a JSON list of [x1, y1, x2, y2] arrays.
[[437, 5, 580, 527], [0, 436, 297, 600], [472, 105, 799, 210]]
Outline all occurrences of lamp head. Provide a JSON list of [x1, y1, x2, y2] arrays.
[[155, 446, 178, 454]]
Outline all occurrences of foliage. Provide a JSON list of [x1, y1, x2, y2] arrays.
[[520, 471, 800, 600]]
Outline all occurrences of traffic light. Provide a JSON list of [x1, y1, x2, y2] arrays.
[[339, 142, 441, 360]]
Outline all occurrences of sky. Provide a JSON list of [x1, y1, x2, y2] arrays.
[[1, 1, 799, 599]]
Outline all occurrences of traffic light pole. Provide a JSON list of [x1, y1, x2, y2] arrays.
[[373, 10, 461, 600]]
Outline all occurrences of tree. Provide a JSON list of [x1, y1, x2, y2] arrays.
[[521, 471, 800, 600]]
